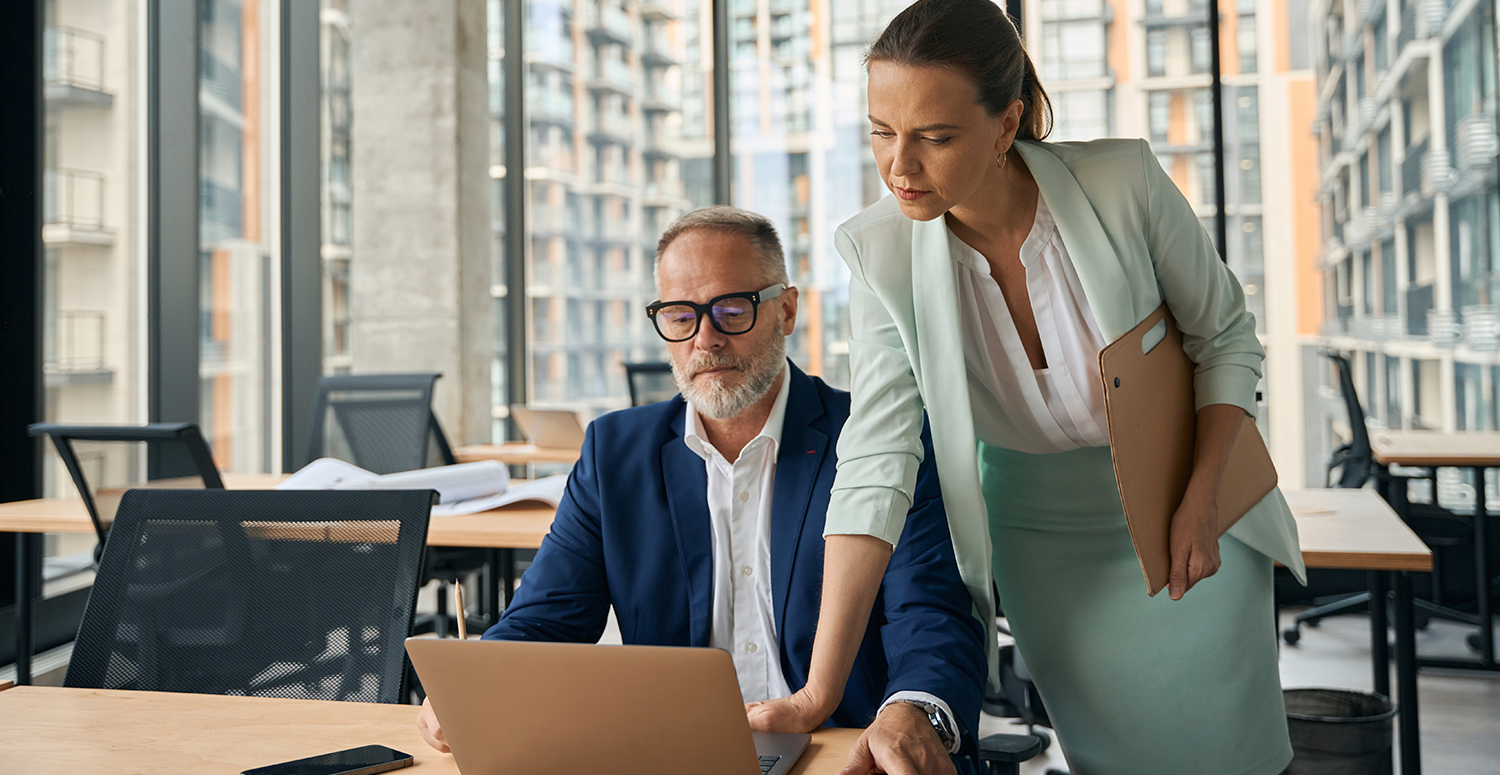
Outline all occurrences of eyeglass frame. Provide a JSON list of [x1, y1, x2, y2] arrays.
[[645, 283, 788, 343]]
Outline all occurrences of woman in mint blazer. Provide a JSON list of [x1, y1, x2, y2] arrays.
[[744, 2, 1305, 774]]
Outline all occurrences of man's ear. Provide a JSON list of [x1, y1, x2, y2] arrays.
[[779, 286, 800, 335]]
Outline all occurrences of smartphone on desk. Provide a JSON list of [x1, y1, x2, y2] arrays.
[[241, 744, 414, 775]]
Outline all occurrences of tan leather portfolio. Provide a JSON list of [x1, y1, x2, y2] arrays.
[[1098, 303, 1278, 596]]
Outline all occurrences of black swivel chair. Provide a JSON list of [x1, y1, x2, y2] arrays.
[[1282, 352, 1475, 644], [305, 373, 488, 637], [64, 489, 433, 703], [27, 422, 224, 564], [623, 361, 678, 406], [978, 584, 1068, 775]]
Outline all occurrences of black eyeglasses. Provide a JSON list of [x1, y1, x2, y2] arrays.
[[646, 283, 787, 342]]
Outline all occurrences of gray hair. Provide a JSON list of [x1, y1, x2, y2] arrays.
[[654, 206, 790, 289]]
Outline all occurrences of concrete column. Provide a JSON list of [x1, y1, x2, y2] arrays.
[[348, 0, 493, 446]]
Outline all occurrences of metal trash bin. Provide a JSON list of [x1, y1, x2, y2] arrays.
[[1284, 688, 1398, 775]]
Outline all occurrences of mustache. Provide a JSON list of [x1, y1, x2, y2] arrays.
[[687, 352, 750, 378]]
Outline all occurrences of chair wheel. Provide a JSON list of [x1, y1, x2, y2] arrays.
[[1035, 729, 1052, 752], [1467, 631, 1486, 653], [1282, 628, 1301, 645]]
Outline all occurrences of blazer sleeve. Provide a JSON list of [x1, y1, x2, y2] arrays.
[[876, 427, 987, 738], [481, 424, 611, 644], [1138, 140, 1265, 416], [823, 224, 931, 547]]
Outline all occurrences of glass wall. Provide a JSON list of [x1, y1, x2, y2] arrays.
[[200, 0, 279, 474]]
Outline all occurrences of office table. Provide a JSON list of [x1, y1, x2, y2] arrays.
[[1369, 430, 1498, 673], [0, 686, 860, 775], [1285, 488, 1433, 775], [452, 442, 580, 466], [1, 473, 559, 687]]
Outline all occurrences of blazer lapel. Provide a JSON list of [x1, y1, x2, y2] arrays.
[[1014, 141, 1138, 342], [769, 366, 827, 643], [661, 406, 714, 648]]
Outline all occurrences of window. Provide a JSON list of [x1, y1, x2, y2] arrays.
[[1041, 22, 1108, 81], [1239, 143, 1261, 203], [1147, 29, 1167, 77], [1148, 91, 1171, 144], [1190, 25, 1212, 74], [1051, 90, 1110, 141], [1193, 88, 1214, 144], [1238, 14, 1257, 74], [1041, 0, 1104, 20]]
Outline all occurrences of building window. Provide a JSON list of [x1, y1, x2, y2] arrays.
[[1148, 91, 1171, 144], [1147, 29, 1167, 77], [1041, 22, 1108, 81], [1238, 14, 1257, 74], [1236, 87, 1259, 142], [1194, 88, 1214, 143], [1040, 0, 1105, 20], [1197, 151, 1217, 202], [1051, 89, 1110, 141], [1190, 25, 1212, 74], [1240, 143, 1261, 203]]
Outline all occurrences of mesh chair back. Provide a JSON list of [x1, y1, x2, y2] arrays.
[[306, 374, 457, 474], [65, 489, 434, 703], [28, 423, 224, 548], [1326, 352, 1373, 488], [623, 361, 678, 406]]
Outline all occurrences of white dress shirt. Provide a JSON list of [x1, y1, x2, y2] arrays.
[[949, 195, 1112, 454], [683, 366, 961, 751]]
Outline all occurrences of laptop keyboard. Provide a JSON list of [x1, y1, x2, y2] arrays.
[[758, 755, 781, 774]]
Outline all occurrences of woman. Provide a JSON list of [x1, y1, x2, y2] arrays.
[[746, 2, 1306, 773]]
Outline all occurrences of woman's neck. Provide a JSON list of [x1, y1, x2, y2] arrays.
[[944, 152, 1041, 252]]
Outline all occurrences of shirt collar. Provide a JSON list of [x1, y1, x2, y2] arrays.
[[683, 364, 790, 463]]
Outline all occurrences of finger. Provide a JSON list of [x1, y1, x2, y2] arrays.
[[1169, 543, 1190, 600], [835, 735, 876, 775]]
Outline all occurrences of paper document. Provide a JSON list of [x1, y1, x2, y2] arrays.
[[277, 458, 569, 515]]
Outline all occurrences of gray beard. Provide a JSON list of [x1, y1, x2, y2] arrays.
[[671, 332, 787, 420]]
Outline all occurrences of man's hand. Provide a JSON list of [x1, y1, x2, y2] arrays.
[[745, 686, 837, 733], [417, 697, 450, 753], [836, 702, 955, 775]]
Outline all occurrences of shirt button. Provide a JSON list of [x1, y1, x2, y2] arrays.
[[742, 565, 753, 576], [746, 642, 758, 653], [738, 491, 749, 502]]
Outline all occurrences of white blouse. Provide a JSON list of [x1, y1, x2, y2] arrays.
[[949, 196, 1112, 454]]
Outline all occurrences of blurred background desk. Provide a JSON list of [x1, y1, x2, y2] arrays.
[[452, 443, 580, 466], [1370, 431, 1498, 673], [1285, 488, 1432, 775], [0, 685, 859, 774], [0, 476, 558, 686]]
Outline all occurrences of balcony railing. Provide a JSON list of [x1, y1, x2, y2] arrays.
[[200, 180, 244, 243], [44, 169, 105, 230], [45, 311, 106, 372], [584, 5, 632, 45], [44, 26, 106, 93], [1456, 113, 1499, 172], [527, 90, 575, 122], [1428, 308, 1462, 348], [1423, 0, 1448, 33], [1463, 305, 1500, 352], [1421, 147, 1455, 192]]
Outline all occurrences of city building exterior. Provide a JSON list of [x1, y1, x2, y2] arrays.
[[1311, 0, 1498, 498]]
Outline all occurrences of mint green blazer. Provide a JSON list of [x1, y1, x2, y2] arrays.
[[826, 138, 1306, 683]]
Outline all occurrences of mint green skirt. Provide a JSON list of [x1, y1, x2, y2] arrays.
[[981, 444, 1292, 775]]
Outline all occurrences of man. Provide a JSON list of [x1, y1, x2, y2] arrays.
[[418, 207, 985, 775]]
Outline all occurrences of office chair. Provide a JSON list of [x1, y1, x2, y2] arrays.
[[978, 583, 1067, 775], [305, 373, 488, 637], [623, 361, 678, 406], [28, 422, 224, 564], [1283, 352, 1475, 645], [64, 489, 434, 703]]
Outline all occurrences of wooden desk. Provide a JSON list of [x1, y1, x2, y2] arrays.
[[0, 686, 859, 775], [1284, 488, 1433, 775], [453, 443, 580, 466], [1367, 431, 1498, 676], [2, 475, 558, 687]]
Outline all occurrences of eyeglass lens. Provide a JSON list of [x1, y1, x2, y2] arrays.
[[655, 299, 756, 340]]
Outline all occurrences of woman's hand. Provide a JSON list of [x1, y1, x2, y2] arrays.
[[1167, 489, 1222, 600], [745, 686, 838, 733]]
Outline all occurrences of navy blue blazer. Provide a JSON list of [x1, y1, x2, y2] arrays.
[[483, 362, 986, 745]]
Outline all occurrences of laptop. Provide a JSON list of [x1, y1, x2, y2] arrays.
[[406, 639, 811, 775], [509, 406, 586, 450]]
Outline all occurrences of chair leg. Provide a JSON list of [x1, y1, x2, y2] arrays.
[[434, 581, 450, 639]]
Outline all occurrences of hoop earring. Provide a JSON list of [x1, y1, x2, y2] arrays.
[[995, 152, 1008, 171]]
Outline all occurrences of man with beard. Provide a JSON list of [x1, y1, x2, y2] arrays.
[[417, 207, 985, 775]]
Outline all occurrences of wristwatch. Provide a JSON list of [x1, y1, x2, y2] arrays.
[[895, 699, 958, 751]]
